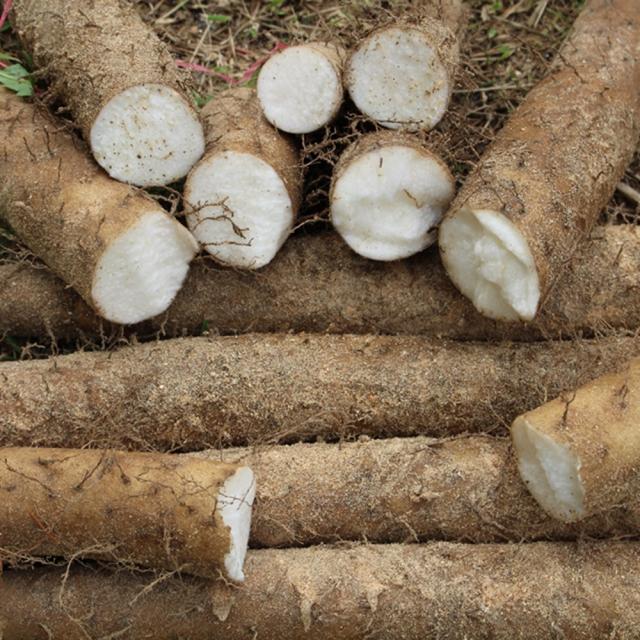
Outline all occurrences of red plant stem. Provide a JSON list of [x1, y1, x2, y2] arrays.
[[0, 0, 12, 31]]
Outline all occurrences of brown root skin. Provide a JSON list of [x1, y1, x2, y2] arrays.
[[0, 334, 638, 451], [512, 357, 640, 523], [1, 225, 639, 341], [0, 89, 196, 323], [440, 0, 640, 320], [0, 448, 249, 580], [2, 542, 640, 639], [203, 435, 640, 548], [11, 0, 193, 144]]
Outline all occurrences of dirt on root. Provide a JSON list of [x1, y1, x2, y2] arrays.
[[0, 0, 638, 360]]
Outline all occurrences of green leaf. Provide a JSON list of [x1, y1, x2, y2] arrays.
[[497, 44, 514, 60], [207, 14, 231, 23], [487, 26, 497, 39], [0, 64, 34, 97]]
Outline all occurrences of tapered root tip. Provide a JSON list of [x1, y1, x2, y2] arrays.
[[258, 46, 344, 134], [185, 151, 294, 269], [91, 211, 198, 324], [218, 466, 256, 582], [439, 208, 540, 321], [512, 417, 585, 522], [91, 84, 205, 187], [331, 144, 455, 261], [347, 27, 451, 131]]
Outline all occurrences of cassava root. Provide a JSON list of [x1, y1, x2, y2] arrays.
[[512, 356, 640, 522], [345, 0, 464, 131], [2, 225, 639, 341], [258, 43, 347, 134], [204, 435, 640, 548], [439, 0, 640, 322], [0, 448, 255, 581], [0, 334, 637, 450], [2, 541, 640, 639], [330, 132, 455, 260], [185, 88, 302, 269], [11, 0, 205, 186], [0, 89, 198, 325]]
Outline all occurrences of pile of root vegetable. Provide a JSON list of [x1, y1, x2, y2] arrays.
[[1, 0, 640, 638]]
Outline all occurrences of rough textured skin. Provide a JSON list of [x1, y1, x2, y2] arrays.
[[513, 357, 640, 521], [2, 542, 640, 639], [203, 436, 640, 548], [186, 88, 302, 215], [0, 89, 186, 318], [11, 0, 194, 144], [2, 225, 639, 341], [0, 448, 241, 579], [440, 0, 640, 318], [0, 334, 637, 450]]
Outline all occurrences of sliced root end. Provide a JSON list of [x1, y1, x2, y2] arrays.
[[512, 417, 585, 523], [347, 27, 450, 131], [439, 208, 540, 321], [91, 84, 205, 187], [257, 46, 344, 134], [217, 466, 256, 582], [331, 144, 455, 261], [186, 151, 294, 269], [92, 211, 198, 324]]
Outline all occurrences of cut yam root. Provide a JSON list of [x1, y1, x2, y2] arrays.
[[2, 542, 640, 639], [258, 43, 346, 134], [206, 435, 640, 548], [512, 357, 640, 523], [346, 3, 463, 131], [1, 225, 639, 341], [0, 334, 637, 451], [330, 133, 455, 260], [0, 448, 255, 581], [440, 0, 640, 322], [185, 88, 302, 269], [0, 89, 198, 325], [12, 0, 205, 186]]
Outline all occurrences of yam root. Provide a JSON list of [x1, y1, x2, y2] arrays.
[[2, 225, 638, 342], [0, 448, 255, 581], [345, 0, 464, 131], [512, 357, 640, 523], [11, 0, 205, 186], [2, 542, 640, 639], [0, 334, 638, 450], [439, 0, 640, 321], [330, 132, 455, 260], [0, 89, 198, 324], [185, 88, 302, 269], [208, 435, 640, 548], [258, 43, 346, 134]]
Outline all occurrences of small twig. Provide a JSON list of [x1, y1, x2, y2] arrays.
[[616, 182, 640, 207]]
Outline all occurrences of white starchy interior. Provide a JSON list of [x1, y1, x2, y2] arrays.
[[439, 208, 540, 321], [512, 417, 585, 522], [331, 145, 455, 261], [257, 46, 344, 134], [186, 151, 294, 269], [91, 84, 205, 187], [217, 466, 256, 582], [347, 27, 450, 131], [92, 211, 198, 324]]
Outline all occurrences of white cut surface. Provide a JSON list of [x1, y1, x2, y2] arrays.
[[331, 145, 454, 261], [512, 417, 585, 522], [257, 46, 344, 134], [347, 27, 450, 131], [91, 84, 205, 187], [92, 211, 198, 325], [217, 466, 256, 582], [439, 208, 540, 321], [186, 151, 294, 269]]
